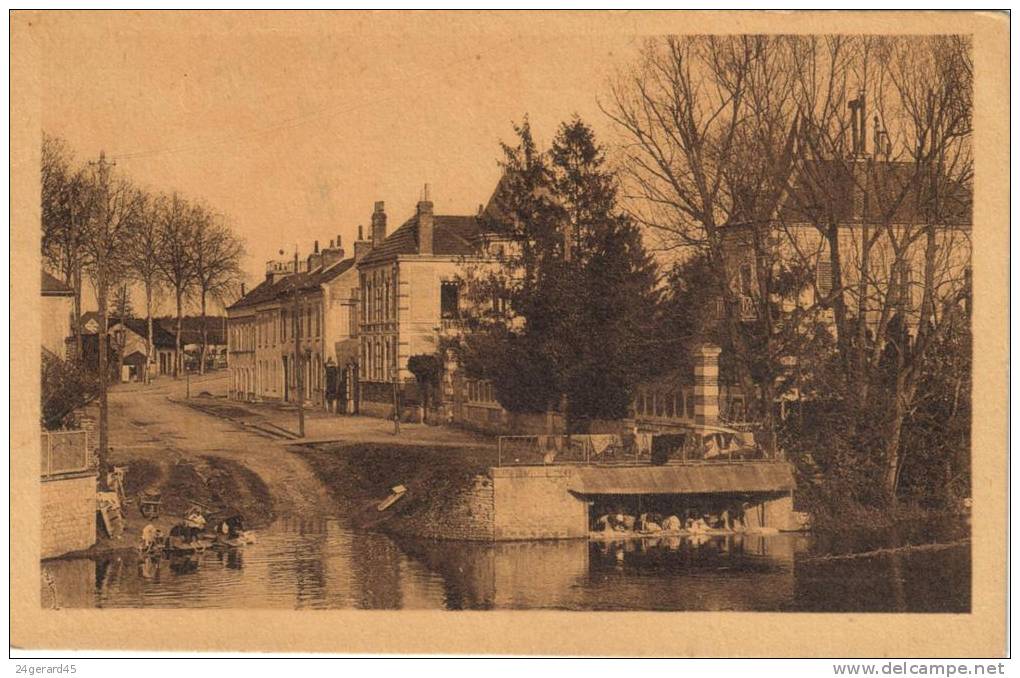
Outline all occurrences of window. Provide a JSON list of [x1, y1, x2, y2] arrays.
[[739, 262, 754, 297], [491, 291, 509, 316], [685, 390, 695, 418], [360, 274, 368, 319], [816, 259, 833, 297], [441, 281, 460, 319], [375, 274, 383, 322], [892, 263, 913, 311]]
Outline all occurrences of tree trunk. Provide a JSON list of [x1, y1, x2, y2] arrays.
[[115, 287, 125, 382], [200, 291, 208, 375], [96, 279, 110, 490], [883, 370, 916, 505], [145, 283, 153, 384], [174, 290, 183, 378], [72, 266, 83, 361]]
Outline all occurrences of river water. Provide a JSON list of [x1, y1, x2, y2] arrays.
[[42, 517, 970, 611]]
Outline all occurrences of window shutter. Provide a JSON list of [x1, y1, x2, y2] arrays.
[[816, 259, 833, 297]]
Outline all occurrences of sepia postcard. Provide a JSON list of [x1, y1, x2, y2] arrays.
[[10, 10, 1009, 657]]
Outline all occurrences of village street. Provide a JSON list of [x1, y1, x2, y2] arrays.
[[105, 372, 335, 518], [104, 371, 492, 520]]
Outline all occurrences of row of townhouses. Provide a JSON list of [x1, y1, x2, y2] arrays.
[[226, 124, 972, 435]]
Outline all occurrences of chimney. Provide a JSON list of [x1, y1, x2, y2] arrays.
[[371, 201, 387, 245], [314, 240, 320, 253], [354, 224, 372, 262], [321, 234, 346, 268], [266, 258, 296, 283], [692, 344, 722, 426], [240, 282, 246, 297], [417, 184, 434, 255]]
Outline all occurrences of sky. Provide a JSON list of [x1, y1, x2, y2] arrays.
[[34, 12, 645, 313]]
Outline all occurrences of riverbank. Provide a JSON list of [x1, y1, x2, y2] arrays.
[[797, 485, 970, 540], [294, 442, 496, 537], [54, 453, 276, 560]]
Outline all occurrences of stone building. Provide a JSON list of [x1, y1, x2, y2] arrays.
[[718, 110, 972, 342], [355, 189, 506, 419], [226, 237, 361, 410], [107, 318, 177, 380]]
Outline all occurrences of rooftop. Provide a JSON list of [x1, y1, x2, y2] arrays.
[[41, 271, 74, 297], [775, 158, 973, 227], [358, 214, 485, 266], [228, 257, 356, 311]]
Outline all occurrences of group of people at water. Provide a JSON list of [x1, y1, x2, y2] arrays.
[[593, 507, 748, 536], [138, 506, 253, 556]]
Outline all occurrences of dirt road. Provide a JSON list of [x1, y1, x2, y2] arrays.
[[106, 373, 335, 519]]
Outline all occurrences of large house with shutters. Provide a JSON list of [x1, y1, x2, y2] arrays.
[[355, 189, 510, 419], [718, 116, 972, 343]]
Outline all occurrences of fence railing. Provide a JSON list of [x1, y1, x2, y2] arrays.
[[496, 430, 777, 467], [41, 430, 91, 478], [497, 434, 653, 467]]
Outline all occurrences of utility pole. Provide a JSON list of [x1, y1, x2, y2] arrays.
[[392, 364, 400, 436], [88, 151, 115, 486], [293, 251, 305, 438]]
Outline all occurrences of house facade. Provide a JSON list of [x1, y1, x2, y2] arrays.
[[107, 318, 177, 380], [41, 271, 74, 358], [356, 192, 505, 419], [226, 238, 361, 411], [77, 311, 176, 379], [719, 122, 972, 344]]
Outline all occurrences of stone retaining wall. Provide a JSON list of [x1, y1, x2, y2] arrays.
[[41, 471, 96, 559]]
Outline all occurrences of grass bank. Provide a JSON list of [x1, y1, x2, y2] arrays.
[[294, 442, 496, 535]]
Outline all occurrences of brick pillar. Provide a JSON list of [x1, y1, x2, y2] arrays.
[[693, 344, 722, 426]]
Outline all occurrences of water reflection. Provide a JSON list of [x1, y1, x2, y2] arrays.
[[41, 518, 969, 612]]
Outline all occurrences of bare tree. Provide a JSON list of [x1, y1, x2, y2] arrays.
[[605, 35, 802, 453], [79, 153, 142, 484], [780, 36, 972, 501], [153, 192, 197, 378], [124, 192, 164, 383], [609, 35, 972, 503], [109, 281, 134, 380], [41, 133, 93, 360], [190, 204, 245, 374]]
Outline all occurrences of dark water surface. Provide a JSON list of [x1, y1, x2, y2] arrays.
[[42, 517, 970, 611]]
